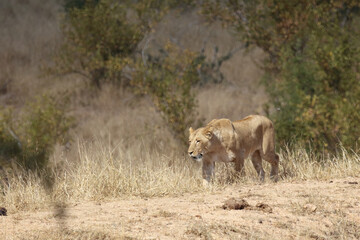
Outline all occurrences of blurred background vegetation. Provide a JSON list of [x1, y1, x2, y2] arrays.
[[1, 0, 360, 174], [202, 0, 360, 153]]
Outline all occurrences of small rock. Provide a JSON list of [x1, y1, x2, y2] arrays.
[[0, 207, 7, 216], [343, 181, 358, 184], [255, 203, 273, 213], [304, 204, 317, 213], [223, 198, 250, 210]]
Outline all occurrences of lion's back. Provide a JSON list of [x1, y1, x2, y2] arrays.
[[203, 115, 274, 151], [233, 115, 275, 150], [233, 115, 273, 133]]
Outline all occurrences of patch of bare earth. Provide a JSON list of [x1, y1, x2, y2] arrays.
[[2, 178, 360, 240]]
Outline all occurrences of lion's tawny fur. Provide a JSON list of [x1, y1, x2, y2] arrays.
[[188, 115, 279, 183]]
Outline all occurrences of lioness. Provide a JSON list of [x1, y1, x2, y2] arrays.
[[188, 115, 279, 183]]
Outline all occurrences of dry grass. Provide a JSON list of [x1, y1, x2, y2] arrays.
[[1, 136, 359, 213], [1, 139, 202, 212], [280, 147, 360, 180], [1, 82, 359, 212]]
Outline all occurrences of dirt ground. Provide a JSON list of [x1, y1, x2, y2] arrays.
[[1, 178, 360, 240]]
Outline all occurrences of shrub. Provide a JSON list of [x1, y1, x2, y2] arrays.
[[132, 42, 203, 144], [0, 95, 73, 171], [202, 0, 360, 153], [0, 108, 21, 162], [64, 0, 100, 12], [268, 35, 360, 153], [55, 0, 143, 88], [55, 0, 232, 144], [55, 0, 192, 88]]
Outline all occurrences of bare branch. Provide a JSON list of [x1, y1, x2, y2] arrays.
[[6, 126, 22, 149], [142, 36, 154, 67]]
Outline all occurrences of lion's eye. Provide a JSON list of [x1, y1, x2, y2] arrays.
[[196, 140, 200, 144]]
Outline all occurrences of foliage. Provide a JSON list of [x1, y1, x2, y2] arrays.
[[64, 0, 100, 12], [0, 95, 73, 171], [56, 0, 231, 144], [202, 0, 360, 153], [132, 42, 203, 144], [0, 109, 21, 161], [56, 0, 141, 88], [132, 41, 237, 144], [56, 0, 194, 88], [197, 45, 240, 85]]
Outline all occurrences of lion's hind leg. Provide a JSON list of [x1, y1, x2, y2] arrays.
[[270, 154, 280, 182], [261, 127, 279, 182], [261, 151, 279, 182], [234, 157, 245, 177], [251, 150, 265, 182]]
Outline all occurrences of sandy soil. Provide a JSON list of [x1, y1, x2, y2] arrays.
[[1, 178, 360, 240]]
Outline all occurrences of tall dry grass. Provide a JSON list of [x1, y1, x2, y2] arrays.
[[2, 84, 360, 214], [280, 146, 360, 180], [1, 137, 203, 212], [1, 135, 359, 213]]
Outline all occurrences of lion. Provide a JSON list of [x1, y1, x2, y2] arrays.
[[188, 115, 279, 183]]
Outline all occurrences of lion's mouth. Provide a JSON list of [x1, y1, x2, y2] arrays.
[[191, 153, 203, 162]]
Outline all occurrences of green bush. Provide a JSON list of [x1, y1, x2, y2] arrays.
[[202, 0, 360, 153], [55, 0, 193, 88], [132, 42, 203, 144], [64, 0, 100, 12], [0, 108, 21, 161], [132, 41, 236, 144], [268, 33, 360, 153], [0, 95, 73, 171], [55, 0, 230, 145], [55, 0, 143, 88]]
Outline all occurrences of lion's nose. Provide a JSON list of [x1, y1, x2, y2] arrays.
[[189, 151, 193, 156]]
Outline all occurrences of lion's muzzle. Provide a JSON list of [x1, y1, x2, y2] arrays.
[[189, 152, 203, 161]]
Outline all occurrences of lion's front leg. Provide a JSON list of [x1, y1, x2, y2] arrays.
[[202, 159, 215, 183]]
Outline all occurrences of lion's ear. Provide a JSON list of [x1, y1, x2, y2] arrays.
[[205, 131, 212, 139], [189, 127, 194, 135], [205, 127, 213, 139]]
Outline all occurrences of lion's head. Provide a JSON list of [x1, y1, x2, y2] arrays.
[[188, 126, 214, 162]]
